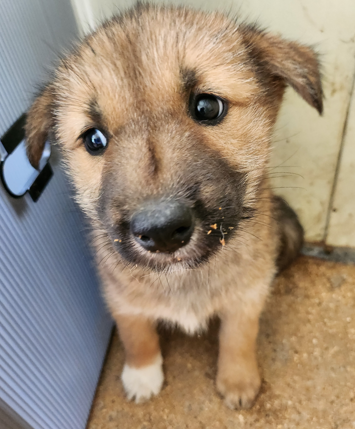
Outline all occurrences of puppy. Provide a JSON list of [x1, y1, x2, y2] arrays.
[[25, 4, 322, 409]]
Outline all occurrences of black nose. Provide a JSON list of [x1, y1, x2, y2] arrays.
[[131, 201, 194, 253]]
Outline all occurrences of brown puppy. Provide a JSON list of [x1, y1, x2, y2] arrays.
[[25, 4, 322, 409]]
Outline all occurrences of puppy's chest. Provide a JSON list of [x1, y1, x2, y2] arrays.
[[104, 246, 273, 333], [119, 286, 221, 333], [111, 268, 238, 333]]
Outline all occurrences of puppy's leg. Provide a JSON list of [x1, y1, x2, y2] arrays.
[[115, 313, 164, 403], [216, 304, 261, 409]]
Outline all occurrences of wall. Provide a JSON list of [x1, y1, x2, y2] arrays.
[[326, 80, 355, 247]]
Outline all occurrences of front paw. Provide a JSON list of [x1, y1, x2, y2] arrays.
[[121, 354, 164, 403], [216, 362, 261, 409]]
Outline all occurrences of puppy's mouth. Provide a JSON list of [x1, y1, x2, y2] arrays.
[[109, 200, 242, 272]]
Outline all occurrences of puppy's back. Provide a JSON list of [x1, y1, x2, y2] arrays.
[[274, 195, 304, 272]]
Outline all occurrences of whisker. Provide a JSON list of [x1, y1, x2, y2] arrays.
[[268, 171, 304, 179], [237, 227, 262, 242]]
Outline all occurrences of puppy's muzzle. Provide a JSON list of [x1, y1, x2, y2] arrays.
[[131, 200, 195, 253]]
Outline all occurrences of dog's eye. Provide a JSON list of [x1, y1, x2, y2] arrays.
[[191, 94, 226, 124], [83, 128, 108, 154]]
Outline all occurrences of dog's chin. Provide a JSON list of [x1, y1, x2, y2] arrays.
[[114, 238, 215, 273], [136, 255, 205, 273]]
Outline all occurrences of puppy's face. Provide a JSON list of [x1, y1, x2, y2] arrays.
[[26, 6, 322, 272]]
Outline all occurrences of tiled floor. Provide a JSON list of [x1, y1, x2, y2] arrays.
[[87, 257, 355, 429]]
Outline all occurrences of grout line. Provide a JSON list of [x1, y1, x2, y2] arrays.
[[302, 243, 355, 265], [323, 64, 355, 243]]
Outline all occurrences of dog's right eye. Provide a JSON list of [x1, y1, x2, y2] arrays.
[[190, 94, 227, 125], [82, 128, 108, 155]]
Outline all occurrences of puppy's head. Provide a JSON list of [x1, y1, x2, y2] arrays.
[[26, 5, 322, 271]]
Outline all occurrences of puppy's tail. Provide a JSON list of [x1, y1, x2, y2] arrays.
[[274, 195, 304, 272]]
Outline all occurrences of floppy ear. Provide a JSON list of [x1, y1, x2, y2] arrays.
[[243, 27, 323, 114], [25, 86, 54, 169]]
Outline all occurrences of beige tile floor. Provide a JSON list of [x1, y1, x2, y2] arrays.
[[87, 256, 355, 429]]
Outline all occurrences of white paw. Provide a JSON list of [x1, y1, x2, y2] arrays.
[[121, 354, 164, 403]]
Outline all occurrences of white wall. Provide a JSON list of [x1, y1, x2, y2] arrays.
[[70, 0, 355, 247], [327, 80, 355, 248]]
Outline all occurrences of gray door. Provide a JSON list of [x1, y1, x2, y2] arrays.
[[0, 1, 113, 428]]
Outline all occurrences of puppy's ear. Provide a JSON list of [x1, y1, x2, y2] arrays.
[[25, 86, 54, 169], [243, 27, 323, 114]]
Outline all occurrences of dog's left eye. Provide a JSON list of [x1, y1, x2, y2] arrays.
[[190, 94, 226, 124], [83, 128, 108, 154]]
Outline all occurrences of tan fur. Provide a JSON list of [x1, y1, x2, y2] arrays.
[[25, 4, 322, 409], [217, 306, 261, 409], [115, 313, 160, 368]]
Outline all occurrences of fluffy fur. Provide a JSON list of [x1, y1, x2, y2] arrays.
[[25, 4, 322, 409]]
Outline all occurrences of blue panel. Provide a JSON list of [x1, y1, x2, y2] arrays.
[[0, 1, 113, 428]]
